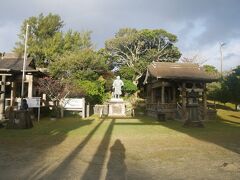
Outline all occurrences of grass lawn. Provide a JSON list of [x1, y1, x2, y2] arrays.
[[0, 108, 240, 180]]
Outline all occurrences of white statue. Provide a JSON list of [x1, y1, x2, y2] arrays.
[[112, 76, 124, 98]]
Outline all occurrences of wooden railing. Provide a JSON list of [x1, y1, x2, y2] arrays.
[[146, 103, 176, 111]]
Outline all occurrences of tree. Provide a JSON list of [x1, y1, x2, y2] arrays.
[[105, 28, 181, 85], [49, 49, 110, 104], [37, 77, 69, 117], [203, 65, 218, 74], [14, 13, 63, 65], [224, 66, 240, 110], [207, 81, 231, 104], [50, 49, 107, 80], [180, 54, 207, 65], [14, 13, 92, 66], [122, 79, 138, 95], [203, 64, 220, 80], [207, 66, 240, 110]]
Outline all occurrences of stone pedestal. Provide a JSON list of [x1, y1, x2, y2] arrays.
[[108, 98, 126, 116]]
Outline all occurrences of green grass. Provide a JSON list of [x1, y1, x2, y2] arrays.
[[0, 105, 239, 179], [0, 106, 239, 142]]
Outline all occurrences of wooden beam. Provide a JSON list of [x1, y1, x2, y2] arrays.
[[202, 83, 207, 120], [10, 82, 16, 106], [161, 86, 165, 104], [0, 74, 12, 76], [182, 82, 187, 121], [172, 87, 176, 103], [0, 75, 6, 120]]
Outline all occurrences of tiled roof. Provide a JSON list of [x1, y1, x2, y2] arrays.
[[0, 58, 36, 71], [147, 62, 217, 82]]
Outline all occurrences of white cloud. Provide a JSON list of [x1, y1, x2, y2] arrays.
[[0, 22, 19, 52], [181, 39, 240, 71]]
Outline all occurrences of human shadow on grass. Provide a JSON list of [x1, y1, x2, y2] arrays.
[[105, 139, 127, 180]]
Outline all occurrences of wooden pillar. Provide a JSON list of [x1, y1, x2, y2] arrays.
[[202, 83, 207, 120], [27, 75, 33, 98], [0, 75, 6, 120], [182, 83, 187, 120], [161, 86, 165, 104], [86, 103, 90, 117], [172, 87, 176, 103], [151, 88, 155, 103], [10, 82, 16, 106]]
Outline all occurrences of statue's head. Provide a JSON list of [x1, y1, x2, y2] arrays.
[[117, 76, 120, 80]]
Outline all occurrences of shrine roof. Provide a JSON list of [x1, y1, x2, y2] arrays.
[[147, 62, 218, 82]]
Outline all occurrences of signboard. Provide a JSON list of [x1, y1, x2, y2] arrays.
[[26, 97, 41, 108], [61, 98, 85, 109], [26, 97, 41, 122], [61, 98, 85, 118]]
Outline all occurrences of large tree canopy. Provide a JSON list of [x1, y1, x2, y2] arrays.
[[207, 65, 240, 110], [224, 66, 240, 110], [14, 13, 92, 66], [49, 49, 110, 104], [105, 28, 181, 84], [50, 49, 107, 80]]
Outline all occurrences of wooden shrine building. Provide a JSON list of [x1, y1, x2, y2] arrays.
[[143, 62, 217, 125], [0, 54, 45, 121]]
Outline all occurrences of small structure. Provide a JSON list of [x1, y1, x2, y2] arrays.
[[108, 98, 126, 117], [0, 54, 45, 121], [60, 98, 86, 118], [143, 62, 217, 125]]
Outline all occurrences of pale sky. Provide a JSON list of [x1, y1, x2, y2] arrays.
[[0, 0, 240, 70]]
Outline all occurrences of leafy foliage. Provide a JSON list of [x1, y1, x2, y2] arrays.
[[49, 49, 110, 104], [118, 66, 136, 80], [224, 66, 240, 109], [14, 13, 92, 67], [73, 79, 108, 104], [203, 65, 219, 78], [122, 79, 138, 95], [50, 49, 107, 80], [207, 66, 240, 110], [37, 77, 68, 103], [105, 28, 181, 84], [207, 81, 231, 104]]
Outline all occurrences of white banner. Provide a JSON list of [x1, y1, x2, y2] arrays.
[[26, 97, 41, 108], [61, 98, 85, 109]]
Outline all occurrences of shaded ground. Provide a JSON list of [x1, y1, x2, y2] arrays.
[[0, 109, 240, 180]]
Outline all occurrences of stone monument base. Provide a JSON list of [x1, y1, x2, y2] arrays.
[[108, 98, 126, 117]]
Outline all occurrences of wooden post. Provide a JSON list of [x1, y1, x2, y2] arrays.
[[86, 103, 90, 117], [82, 98, 85, 118], [0, 75, 6, 120], [27, 75, 33, 98], [151, 88, 155, 103], [172, 86, 176, 103], [182, 83, 187, 121], [202, 83, 207, 120], [161, 86, 165, 104], [10, 82, 16, 106]]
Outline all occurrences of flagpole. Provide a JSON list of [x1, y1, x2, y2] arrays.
[[21, 23, 29, 107]]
